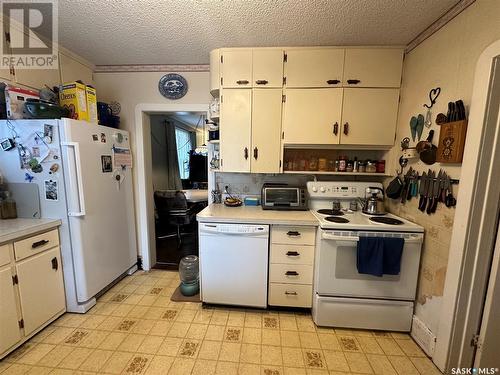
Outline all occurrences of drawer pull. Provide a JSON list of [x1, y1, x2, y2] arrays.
[[32, 239, 49, 248], [285, 271, 299, 276], [286, 251, 300, 257], [255, 79, 268, 85], [286, 231, 301, 237], [327, 79, 340, 85], [285, 291, 298, 296], [347, 79, 361, 84], [236, 80, 249, 85], [51, 257, 58, 271]]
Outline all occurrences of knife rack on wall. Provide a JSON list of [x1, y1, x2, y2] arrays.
[[416, 175, 460, 184]]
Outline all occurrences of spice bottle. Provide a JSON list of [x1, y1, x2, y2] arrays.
[[338, 155, 347, 172]]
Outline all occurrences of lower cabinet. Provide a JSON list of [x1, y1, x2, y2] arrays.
[[268, 225, 316, 308], [16, 247, 65, 335], [0, 258, 22, 355], [0, 227, 65, 359]]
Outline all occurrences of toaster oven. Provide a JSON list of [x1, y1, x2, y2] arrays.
[[261, 184, 308, 210]]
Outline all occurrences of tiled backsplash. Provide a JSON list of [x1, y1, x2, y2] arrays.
[[214, 173, 309, 198]]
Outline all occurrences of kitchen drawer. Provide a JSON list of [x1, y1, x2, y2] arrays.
[[0, 244, 12, 267], [269, 283, 312, 308], [269, 264, 313, 285], [271, 226, 316, 245], [270, 244, 314, 265], [14, 229, 59, 261]]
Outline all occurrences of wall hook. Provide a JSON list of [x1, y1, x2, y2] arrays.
[[423, 87, 441, 109]]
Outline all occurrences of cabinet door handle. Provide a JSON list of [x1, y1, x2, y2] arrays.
[[327, 79, 340, 85], [244, 147, 249, 160], [32, 239, 49, 248], [343, 122, 349, 135], [255, 80, 268, 85], [286, 231, 300, 237], [286, 251, 300, 256], [347, 79, 361, 85], [285, 291, 298, 296], [333, 122, 339, 135], [285, 271, 299, 276], [51, 257, 58, 271], [236, 80, 249, 85], [253, 147, 258, 160]]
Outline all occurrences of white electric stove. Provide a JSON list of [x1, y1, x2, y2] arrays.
[[308, 181, 424, 332]]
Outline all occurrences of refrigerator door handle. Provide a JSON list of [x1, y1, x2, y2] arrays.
[[61, 141, 86, 217]]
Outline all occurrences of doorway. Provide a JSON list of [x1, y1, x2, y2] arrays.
[[433, 43, 500, 372], [134, 103, 210, 271], [150, 112, 209, 269]]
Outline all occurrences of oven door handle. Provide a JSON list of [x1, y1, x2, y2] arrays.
[[322, 233, 422, 244], [322, 234, 359, 241]]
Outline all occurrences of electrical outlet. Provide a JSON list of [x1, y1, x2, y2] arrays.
[[402, 148, 419, 159]]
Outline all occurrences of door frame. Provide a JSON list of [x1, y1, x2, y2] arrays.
[[433, 40, 500, 371], [134, 103, 209, 271]]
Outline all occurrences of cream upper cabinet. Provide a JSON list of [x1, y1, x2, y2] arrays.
[[282, 89, 343, 145], [0, 265, 21, 355], [15, 247, 65, 335], [59, 52, 94, 85], [209, 49, 221, 93], [343, 48, 404, 88], [284, 48, 344, 88], [252, 49, 284, 88], [220, 89, 252, 172], [251, 89, 282, 173], [340, 88, 399, 146], [220, 49, 253, 88]]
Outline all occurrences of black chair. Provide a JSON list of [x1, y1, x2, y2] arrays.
[[154, 190, 195, 246]]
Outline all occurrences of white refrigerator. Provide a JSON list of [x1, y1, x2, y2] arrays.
[[0, 119, 137, 313]]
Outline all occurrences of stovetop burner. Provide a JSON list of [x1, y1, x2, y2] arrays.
[[369, 217, 404, 225], [317, 209, 344, 216], [325, 216, 350, 223]]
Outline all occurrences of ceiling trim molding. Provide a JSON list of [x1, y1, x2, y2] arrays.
[[406, 0, 476, 53], [94, 64, 209, 73]]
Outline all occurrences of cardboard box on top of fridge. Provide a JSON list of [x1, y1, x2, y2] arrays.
[[85, 85, 98, 124], [5, 85, 40, 119], [59, 81, 88, 121]]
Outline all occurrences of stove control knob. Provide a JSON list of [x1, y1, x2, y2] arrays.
[[312, 186, 318, 192], [320, 186, 326, 193]]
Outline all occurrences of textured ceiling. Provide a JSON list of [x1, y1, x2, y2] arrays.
[[57, 0, 459, 65]]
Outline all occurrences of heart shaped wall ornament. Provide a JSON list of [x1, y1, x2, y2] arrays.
[[424, 87, 441, 109]]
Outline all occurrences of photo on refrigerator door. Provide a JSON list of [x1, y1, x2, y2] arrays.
[[101, 155, 112, 172], [44, 180, 58, 201]]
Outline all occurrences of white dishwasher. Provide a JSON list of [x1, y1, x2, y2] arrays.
[[199, 222, 269, 308]]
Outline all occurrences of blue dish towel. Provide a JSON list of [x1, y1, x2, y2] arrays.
[[356, 237, 405, 277]]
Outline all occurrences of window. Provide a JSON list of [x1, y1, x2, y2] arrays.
[[175, 127, 192, 179]]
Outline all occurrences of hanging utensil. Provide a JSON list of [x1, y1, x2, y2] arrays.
[[418, 130, 438, 165], [418, 172, 429, 212], [424, 109, 432, 128]]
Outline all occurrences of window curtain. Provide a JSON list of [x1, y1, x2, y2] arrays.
[[164, 121, 182, 190], [175, 127, 192, 180]]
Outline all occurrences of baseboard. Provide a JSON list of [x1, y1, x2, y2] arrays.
[[411, 315, 436, 357]]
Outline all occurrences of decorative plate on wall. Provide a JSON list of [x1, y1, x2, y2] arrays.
[[158, 73, 188, 100]]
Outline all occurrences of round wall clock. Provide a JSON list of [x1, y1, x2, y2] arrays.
[[158, 73, 188, 100]]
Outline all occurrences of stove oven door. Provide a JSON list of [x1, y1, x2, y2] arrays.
[[316, 230, 423, 300]]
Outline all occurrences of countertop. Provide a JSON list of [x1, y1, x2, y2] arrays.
[[197, 204, 318, 226], [0, 218, 62, 244], [182, 189, 209, 203]]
